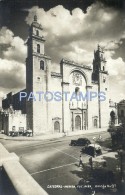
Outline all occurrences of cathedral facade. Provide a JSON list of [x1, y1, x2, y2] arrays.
[[1, 16, 110, 135], [26, 16, 109, 135]]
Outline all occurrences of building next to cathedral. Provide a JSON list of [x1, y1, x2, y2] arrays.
[[0, 16, 114, 136], [117, 100, 125, 124]]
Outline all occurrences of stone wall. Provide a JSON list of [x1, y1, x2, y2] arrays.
[[0, 110, 26, 135]]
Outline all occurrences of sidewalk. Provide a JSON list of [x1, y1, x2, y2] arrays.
[[0, 127, 107, 142]]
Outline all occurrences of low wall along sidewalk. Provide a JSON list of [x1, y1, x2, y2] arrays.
[[0, 143, 48, 195]]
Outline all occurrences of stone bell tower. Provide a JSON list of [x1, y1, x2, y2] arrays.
[[26, 15, 51, 135], [92, 45, 109, 128]]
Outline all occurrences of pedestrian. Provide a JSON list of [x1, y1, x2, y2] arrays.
[[99, 134, 102, 140], [89, 157, 93, 170], [79, 154, 83, 167]]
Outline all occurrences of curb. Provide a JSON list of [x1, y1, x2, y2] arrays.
[[0, 129, 108, 142]]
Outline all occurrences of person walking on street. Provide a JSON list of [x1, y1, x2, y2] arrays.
[[89, 157, 93, 170], [79, 154, 83, 167]]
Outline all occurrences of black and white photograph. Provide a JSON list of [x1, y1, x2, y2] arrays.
[[0, 0, 125, 194]]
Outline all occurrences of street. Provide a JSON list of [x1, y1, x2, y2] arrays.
[[0, 131, 110, 195]]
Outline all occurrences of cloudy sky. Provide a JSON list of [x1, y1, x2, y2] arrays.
[[0, 0, 125, 105]]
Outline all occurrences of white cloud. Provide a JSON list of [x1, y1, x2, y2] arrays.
[[0, 58, 25, 89], [0, 91, 5, 99], [0, 27, 14, 44], [3, 36, 27, 63], [107, 57, 125, 102], [0, 27, 27, 63], [25, 4, 125, 102], [0, 27, 26, 98], [100, 41, 121, 51], [0, 2, 125, 103], [107, 57, 125, 76], [25, 3, 125, 65]]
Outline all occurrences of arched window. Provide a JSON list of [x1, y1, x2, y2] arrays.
[[54, 121, 60, 132], [103, 66, 105, 71], [36, 30, 39, 36], [40, 60, 44, 70], [75, 115, 81, 130], [94, 119, 98, 128], [37, 44, 40, 53]]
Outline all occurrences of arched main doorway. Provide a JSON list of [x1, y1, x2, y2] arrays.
[[54, 121, 60, 132], [75, 115, 81, 130]]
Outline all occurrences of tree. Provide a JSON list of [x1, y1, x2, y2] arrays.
[[110, 111, 115, 125], [108, 124, 125, 149]]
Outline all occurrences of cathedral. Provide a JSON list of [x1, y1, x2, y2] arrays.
[[1, 16, 110, 135]]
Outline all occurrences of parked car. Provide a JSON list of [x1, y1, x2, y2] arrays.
[[9, 130, 19, 137], [70, 138, 91, 146], [18, 129, 24, 136], [82, 144, 102, 157], [23, 130, 32, 137], [1, 130, 4, 134]]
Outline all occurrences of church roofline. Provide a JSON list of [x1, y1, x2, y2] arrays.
[[32, 52, 51, 60], [70, 107, 87, 111], [26, 35, 45, 45], [51, 72, 62, 78], [2, 89, 26, 100], [60, 58, 92, 70], [32, 35, 45, 42]]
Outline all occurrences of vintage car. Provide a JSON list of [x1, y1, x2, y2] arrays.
[[8, 129, 32, 137], [82, 144, 102, 157], [1, 130, 4, 134], [70, 138, 91, 146], [9, 130, 19, 137], [18, 129, 24, 136], [23, 130, 33, 137]]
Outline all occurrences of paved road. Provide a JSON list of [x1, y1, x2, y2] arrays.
[[0, 131, 110, 195]]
